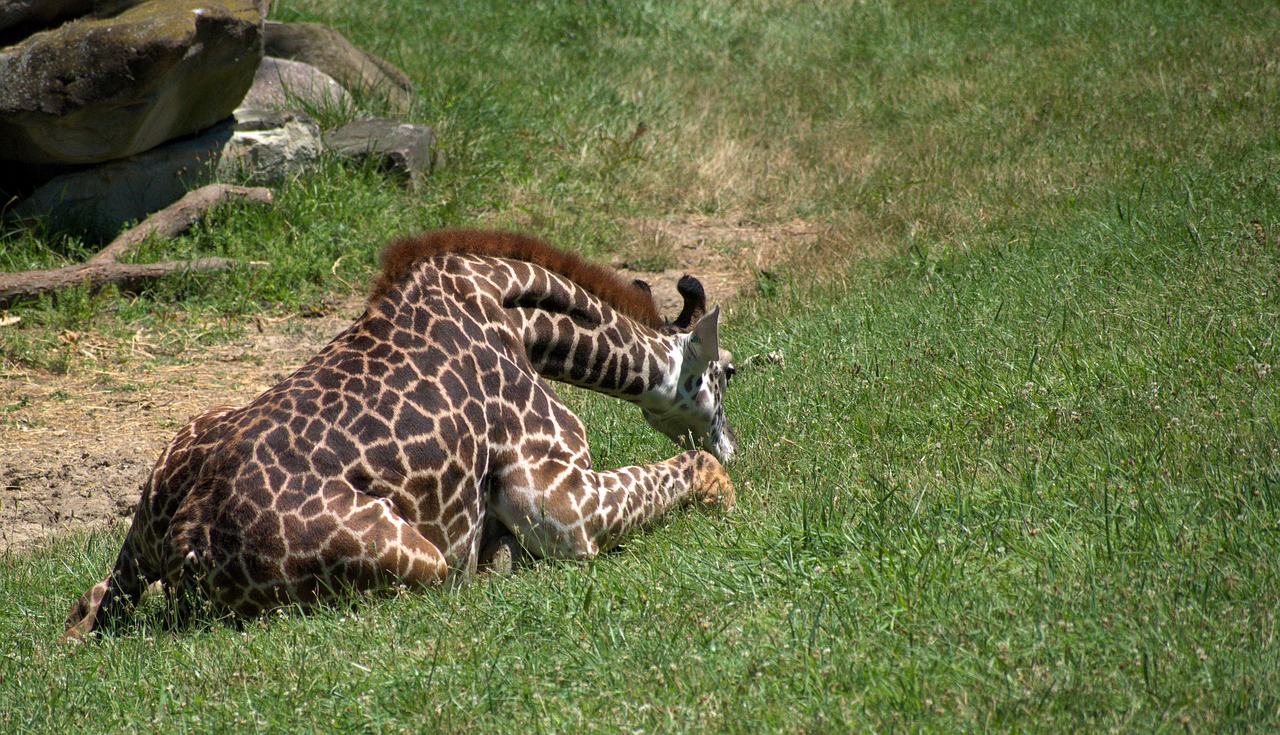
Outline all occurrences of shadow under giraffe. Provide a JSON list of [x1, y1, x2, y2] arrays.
[[64, 229, 738, 639]]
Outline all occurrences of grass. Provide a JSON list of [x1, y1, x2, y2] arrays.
[[2, 0, 1279, 731]]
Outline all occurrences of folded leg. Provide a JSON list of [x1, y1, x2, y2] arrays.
[[168, 480, 453, 619], [490, 448, 733, 562]]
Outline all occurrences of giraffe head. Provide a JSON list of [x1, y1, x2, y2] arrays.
[[643, 287, 739, 462]]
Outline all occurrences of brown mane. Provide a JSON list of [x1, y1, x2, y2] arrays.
[[367, 229, 662, 328]]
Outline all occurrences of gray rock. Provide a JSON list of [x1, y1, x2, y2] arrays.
[[264, 21, 413, 113], [11, 122, 234, 236], [12, 108, 319, 237], [239, 56, 354, 113], [324, 117, 440, 184], [219, 108, 322, 184], [0, 0, 265, 166]]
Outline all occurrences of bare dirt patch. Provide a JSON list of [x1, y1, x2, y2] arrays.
[[0, 219, 821, 553], [616, 216, 825, 316], [0, 303, 361, 553]]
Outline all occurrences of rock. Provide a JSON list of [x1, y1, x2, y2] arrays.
[[219, 108, 322, 183], [264, 21, 413, 113], [0, 0, 265, 166], [324, 117, 440, 184], [12, 108, 319, 237], [11, 122, 234, 237], [239, 56, 354, 113]]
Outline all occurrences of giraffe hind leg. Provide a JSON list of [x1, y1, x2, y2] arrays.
[[62, 540, 150, 642], [478, 531, 528, 575], [194, 484, 453, 619], [64, 404, 240, 640]]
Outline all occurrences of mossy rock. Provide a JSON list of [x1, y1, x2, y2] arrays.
[[0, 0, 265, 165]]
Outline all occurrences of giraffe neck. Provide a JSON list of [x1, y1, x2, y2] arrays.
[[515, 306, 679, 406], [425, 253, 683, 410]]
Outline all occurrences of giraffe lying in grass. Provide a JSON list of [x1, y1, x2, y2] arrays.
[[65, 229, 737, 639]]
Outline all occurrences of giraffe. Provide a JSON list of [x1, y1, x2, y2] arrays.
[[64, 229, 738, 639]]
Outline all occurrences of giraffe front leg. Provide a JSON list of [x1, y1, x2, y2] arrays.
[[491, 449, 734, 562], [686, 449, 735, 511]]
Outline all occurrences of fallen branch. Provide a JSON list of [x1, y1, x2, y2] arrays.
[[87, 185, 273, 265], [0, 259, 250, 306], [0, 184, 273, 308]]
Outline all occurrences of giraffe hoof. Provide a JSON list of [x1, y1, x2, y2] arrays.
[[478, 534, 526, 575], [694, 451, 735, 512], [60, 624, 92, 645]]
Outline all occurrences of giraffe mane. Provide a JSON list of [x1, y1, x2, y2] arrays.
[[368, 229, 663, 328]]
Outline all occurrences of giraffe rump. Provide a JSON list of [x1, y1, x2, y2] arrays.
[[369, 229, 663, 328]]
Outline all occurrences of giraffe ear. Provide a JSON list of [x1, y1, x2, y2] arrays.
[[682, 305, 720, 376]]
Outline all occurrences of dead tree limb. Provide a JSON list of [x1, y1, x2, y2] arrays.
[[0, 259, 248, 305], [0, 184, 273, 308], [87, 185, 273, 265]]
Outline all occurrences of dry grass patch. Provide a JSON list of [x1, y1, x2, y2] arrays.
[[652, 119, 867, 217]]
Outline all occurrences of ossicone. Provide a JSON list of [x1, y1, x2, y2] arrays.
[[668, 274, 706, 332]]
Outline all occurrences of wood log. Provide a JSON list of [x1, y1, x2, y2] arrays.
[[0, 259, 253, 306], [87, 184, 272, 265]]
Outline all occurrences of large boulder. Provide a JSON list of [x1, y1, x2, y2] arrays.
[[1, 1, 118, 37], [2, 1, 88, 36], [264, 21, 413, 113], [0, 0, 266, 166]]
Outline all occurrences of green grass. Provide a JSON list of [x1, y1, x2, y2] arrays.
[[3, 0, 1280, 731]]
